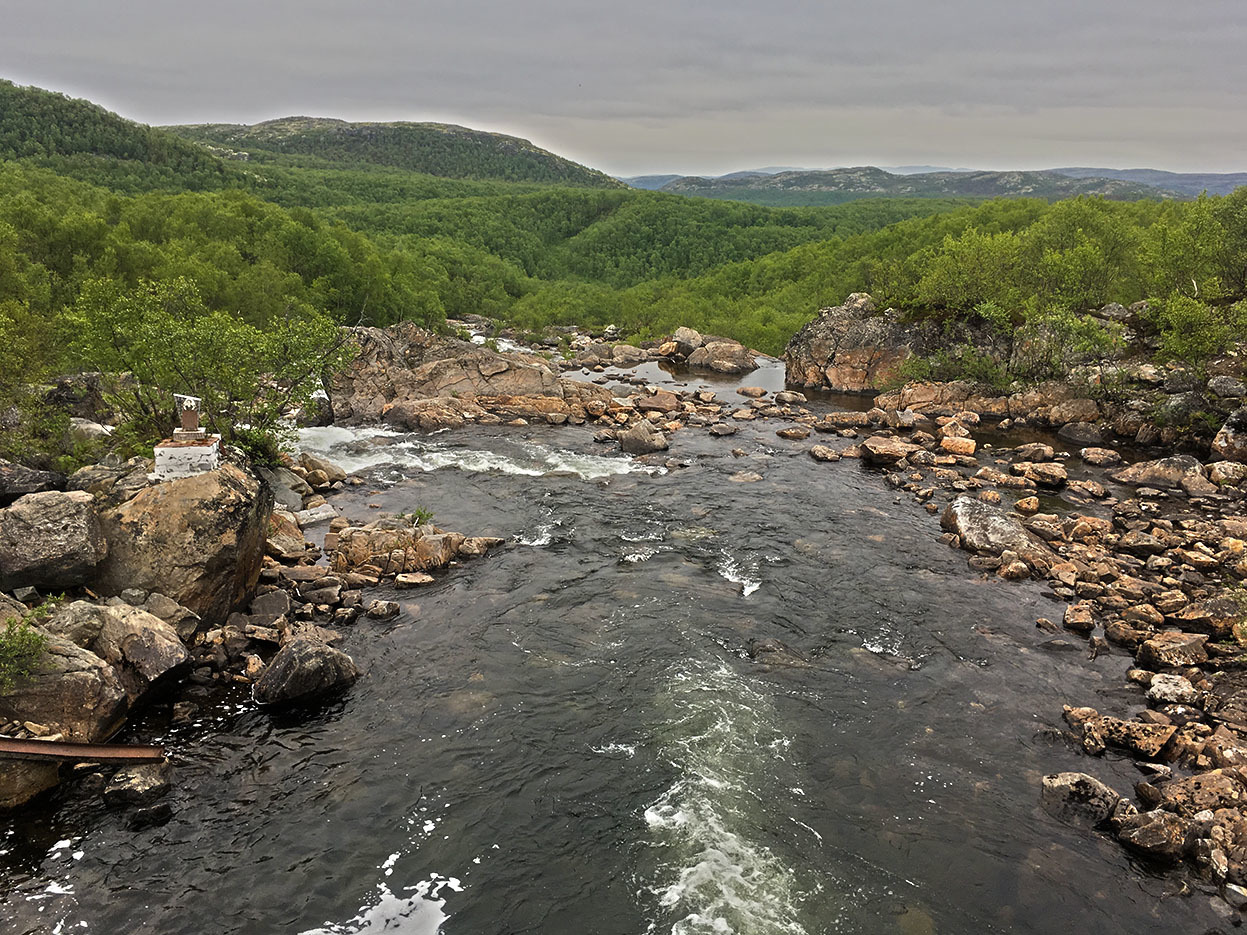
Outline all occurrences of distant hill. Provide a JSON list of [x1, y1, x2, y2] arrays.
[[169, 117, 623, 187], [1050, 167, 1247, 197], [0, 79, 234, 190], [619, 174, 683, 190], [657, 166, 1179, 206]]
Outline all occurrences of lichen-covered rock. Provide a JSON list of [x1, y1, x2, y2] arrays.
[[687, 340, 757, 375], [1213, 408, 1247, 463], [0, 632, 127, 743], [0, 490, 107, 590], [940, 496, 1053, 568], [91, 464, 272, 626], [253, 637, 359, 705], [1136, 632, 1209, 669], [1159, 771, 1247, 816], [1110, 455, 1209, 490], [1041, 772, 1121, 825], [0, 458, 66, 507], [1116, 809, 1191, 863]]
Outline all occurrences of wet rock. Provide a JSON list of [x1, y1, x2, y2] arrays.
[[687, 340, 757, 374], [1057, 422, 1103, 445], [861, 435, 922, 466], [92, 464, 272, 626], [1111, 455, 1209, 490], [298, 452, 347, 485], [1080, 447, 1123, 467], [746, 638, 811, 667], [1147, 674, 1200, 706], [618, 420, 669, 455], [708, 422, 738, 437], [1116, 809, 1191, 862], [939, 496, 1052, 568], [0, 490, 107, 590], [1082, 715, 1176, 758], [104, 761, 170, 807], [1015, 496, 1039, 515], [1159, 771, 1247, 817], [252, 637, 359, 705], [1040, 772, 1120, 825], [1137, 632, 1209, 669], [395, 572, 434, 589], [366, 600, 400, 620], [809, 445, 841, 463], [1213, 408, 1247, 463], [776, 426, 811, 441], [0, 459, 66, 507], [1063, 603, 1096, 634]]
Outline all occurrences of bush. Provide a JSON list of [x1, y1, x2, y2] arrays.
[[0, 609, 49, 695]]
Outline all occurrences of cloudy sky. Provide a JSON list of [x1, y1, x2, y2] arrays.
[[4, 0, 1244, 176]]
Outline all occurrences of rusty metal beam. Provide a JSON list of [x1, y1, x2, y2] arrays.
[[0, 737, 165, 762]]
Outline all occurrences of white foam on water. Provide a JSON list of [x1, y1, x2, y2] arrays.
[[301, 874, 461, 935], [643, 660, 809, 935], [298, 426, 652, 481], [716, 550, 761, 597]]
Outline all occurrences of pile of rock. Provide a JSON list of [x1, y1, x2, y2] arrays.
[[561, 325, 759, 376]]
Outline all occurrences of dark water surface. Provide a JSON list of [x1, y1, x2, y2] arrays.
[[0, 365, 1227, 934]]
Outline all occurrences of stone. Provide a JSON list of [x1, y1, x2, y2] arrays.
[[251, 589, 292, 617], [708, 423, 737, 437], [776, 426, 811, 441], [0, 491, 107, 590], [294, 504, 338, 527], [1056, 422, 1103, 445], [91, 464, 273, 626], [861, 435, 922, 466], [1040, 772, 1120, 825], [395, 572, 434, 589], [266, 509, 308, 561], [1080, 447, 1123, 467], [671, 326, 704, 356], [1137, 632, 1208, 669], [1160, 771, 1247, 817], [0, 458, 66, 507], [1063, 603, 1095, 634], [252, 637, 359, 705], [1116, 810, 1190, 863], [1209, 462, 1247, 486], [618, 420, 669, 455], [1209, 375, 1247, 399], [255, 465, 312, 512], [1014, 496, 1039, 515], [1147, 673, 1200, 706], [939, 496, 1051, 567], [687, 340, 757, 374], [1048, 398, 1100, 425], [1213, 408, 1247, 463], [1083, 716, 1176, 758], [298, 452, 347, 484], [940, 435, 977, 456], [104, 761, 170, 807], [366, 600, 400, 620], [809, 445, 841, 463], [1110, 455, 1208, 490]]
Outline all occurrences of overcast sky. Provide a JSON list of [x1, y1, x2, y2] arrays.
[[4, 0, 1244, 176]]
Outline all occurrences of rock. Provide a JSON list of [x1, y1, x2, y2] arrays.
[[365, 600, 400, 620], [776, 426, 811, 441], [1014, 496, 1040, 515], [91, 464, 273, 626], [1209, 461, 1247, 486], [252, 637, 359, 705], [939, 496, 1052, 567], [809, 445, 841, 463], [1116, 810, 1190, 863], [0, 458, 66, 507], [618, 420, 669, 455], [294, 504, 338, 527], [1209, 375, 1247, 398], [1147, 673, 1200, 706], [104, 761, 170, 807], [1110, 455, 1208, 490], [687, 340, 757, 374], [1040, 772, 1120, 825], [1137, 632, 1209, 669], [298, 452, 347, 484], [266, 509, 308, 560], [746, 638, 810, 667], [1063, 603, 1096, 634], [251, 590, 291, 617], [1083, 716, 1176, 758], [44, 602, 189, 702], [1080, 447, 1123, 467], [708, 423, 737, 437], [0, 490, 107, 591], [860, 435, 922, 465], [255, 465, 311, 512], [1212, 408, 1247, 463], [940, 435, 977, 456], [611, 344, 647, 365], [671, 326, 704, 356], [1159, 771, 1247, 816], [395, 572, 434, 589], [0, 632, 127, 743], [1056, 422, 1103, 445]]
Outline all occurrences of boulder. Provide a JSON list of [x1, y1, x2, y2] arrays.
[[255, 465, 311, 512], [860, 435, 922, 465], [1048, 398, 1100, 426], [1040, 772, 1120, 825], [1209, 376, 1247, 399], [939, 496, 1052, 567], [687, 340, 757, 375], [266, 509, 308, 560], [1159, 771, 1247, 816], [0, 631, 127, 743], [0, 458, 66, 507], [252, 637, 359, 705], [1116, 810, 1190, 863], [0, 490, 107, 590], [1137, 632, 1208, 669], [1110, 455, 1208, 490], [1213, 408, 1247, 463], [91, 464, 273, 626], [44, 601, 189, 702], [298, 452, 347, 484], [671, 327, 704, 356], [104, 761, 171, 807], [618, 420, 669, 455]]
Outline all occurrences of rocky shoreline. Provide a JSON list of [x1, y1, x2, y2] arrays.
[[3, 301, 1247, 916]]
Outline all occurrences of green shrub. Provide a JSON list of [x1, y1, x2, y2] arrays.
[[0, 609, 50, 695]]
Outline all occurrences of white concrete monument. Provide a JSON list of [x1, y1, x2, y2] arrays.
[[154, 394, 222, 480]]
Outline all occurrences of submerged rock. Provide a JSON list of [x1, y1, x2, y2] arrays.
[[1040, 772, 1120, 825]]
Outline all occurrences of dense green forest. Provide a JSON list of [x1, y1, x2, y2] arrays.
[[1, 78, 1245, 463]]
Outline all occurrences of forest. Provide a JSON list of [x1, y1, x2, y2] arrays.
[[1, 78, 1246, 461]]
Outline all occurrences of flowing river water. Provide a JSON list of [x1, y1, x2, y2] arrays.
[[0, 361, 1230, 934]]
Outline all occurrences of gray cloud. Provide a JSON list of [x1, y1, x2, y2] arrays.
[[3, 0, 1244, 174]]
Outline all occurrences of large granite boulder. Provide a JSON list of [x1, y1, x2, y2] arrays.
[[252, 637, 359, 705], [0, 490, 107, 590], [940, 496, 1053, 568], [0, 458, 66, 507], [687, 340, 757, 375], [1213, 408, 1247, 463], [91, 464, 272, 626], [44, 601, 189, 702], [1110, 455, 1208, 489]]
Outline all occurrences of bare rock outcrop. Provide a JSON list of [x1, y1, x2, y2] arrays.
[[0, 490, 107, 590]]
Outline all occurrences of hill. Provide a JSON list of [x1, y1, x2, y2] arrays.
[[0, 79, 235, 191], [168, 117, 623, 187], [657, 167, 1179, 206], [1050, 167, 1247, 197]]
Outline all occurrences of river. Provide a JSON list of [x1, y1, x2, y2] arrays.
[[0, 361, 1227, 934]]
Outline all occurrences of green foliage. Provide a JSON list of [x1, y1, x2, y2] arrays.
[[67, 277, 354, 454], [1146, 295, 1247, 370], [398, 507, 434, 525], [0, 602, 51, 696]]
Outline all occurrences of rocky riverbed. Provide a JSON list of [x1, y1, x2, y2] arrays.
[[2, 314, 1247, 933]]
